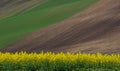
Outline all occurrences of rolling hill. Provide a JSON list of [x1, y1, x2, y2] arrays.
[[0, 0, 98, 48], [1, 0, 120, 54]]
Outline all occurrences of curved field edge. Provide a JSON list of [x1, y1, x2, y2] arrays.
[[0, 52, 120, 71], [0, 0, 99, 48]]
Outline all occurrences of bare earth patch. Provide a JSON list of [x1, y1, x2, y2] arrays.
[[0, 0, 45, 18]]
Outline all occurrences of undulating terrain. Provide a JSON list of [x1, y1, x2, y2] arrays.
[[1, 0, 120, 54], [0, 0, 120, 71], [0, 0, 98, 49]]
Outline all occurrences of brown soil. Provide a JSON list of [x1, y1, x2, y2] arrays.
[[0, 0, 45, 18], [1, 0, 120, 54]]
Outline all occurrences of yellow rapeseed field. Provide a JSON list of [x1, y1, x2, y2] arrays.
[[0, 52, 120, 71]]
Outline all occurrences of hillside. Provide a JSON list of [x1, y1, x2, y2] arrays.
[[1, 0, 120, 54], [0, 0, 98, 48]]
